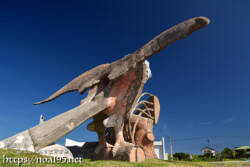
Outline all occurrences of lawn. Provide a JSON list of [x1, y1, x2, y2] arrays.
[[0, 148, 249, 167]]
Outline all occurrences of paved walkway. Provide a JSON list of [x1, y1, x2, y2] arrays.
[[210, 161, 248, 163]]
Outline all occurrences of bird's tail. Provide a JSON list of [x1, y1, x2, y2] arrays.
[[34, 85, 77, 105]]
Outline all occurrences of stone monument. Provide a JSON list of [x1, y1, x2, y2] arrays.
[[0, 16, 210, 162]]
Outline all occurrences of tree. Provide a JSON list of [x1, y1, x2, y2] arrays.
[[232, 150, 236, 159], [221, 148, 233, 158], [204, 152, 213, 158], [235, 149, 247, 158], [173, 152, 189, 160]]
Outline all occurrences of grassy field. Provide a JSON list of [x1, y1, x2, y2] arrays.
[[0, 148, 249, 167]]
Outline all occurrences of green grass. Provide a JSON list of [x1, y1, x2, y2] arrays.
[[0, 148, 249, 167]]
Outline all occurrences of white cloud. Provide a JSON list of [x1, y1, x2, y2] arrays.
[[222, 117, 235, 123]]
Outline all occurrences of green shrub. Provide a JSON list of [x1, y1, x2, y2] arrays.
[[235, 149, 247, 158], [221, 148, 233, 158], [204, 152, 214, 158], [192, 155, 207, 162], [173, 152, 189, 161]]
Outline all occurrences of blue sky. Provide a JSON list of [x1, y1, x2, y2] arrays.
[[0, 1, 250, 154]]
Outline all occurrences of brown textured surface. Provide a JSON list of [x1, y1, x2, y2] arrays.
[[84, 62, 148, 157], [1, 16, 210, 162], [129, 147, 146, 162], [82, 141, 146, 162], [82, 113, 156, 161], [96, 147, 113, 160], [125, 115, 157, 159], [34, 64, 110, 105], [102, 63, 148, 118], [135, 96, 160, 125], [34, 16, 209, 105], [107, 16, 210, 80], [33, 16, 210, 162]]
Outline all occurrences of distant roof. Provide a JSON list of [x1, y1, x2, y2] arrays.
[[201, 147, 215, 151], [235, 146, 250, 150]]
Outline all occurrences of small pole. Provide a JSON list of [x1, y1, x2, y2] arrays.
[[168, 136, 173, 161], [215, 136, 219, 154]]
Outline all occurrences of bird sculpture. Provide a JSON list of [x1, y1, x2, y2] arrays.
[[34, 16, 210, 157]]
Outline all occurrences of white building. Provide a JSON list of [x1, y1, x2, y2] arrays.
[[65, 138, 85, 147], [65, 137, 168, 160], [154, 137, 168, 160], [201, 147, 216, 156]]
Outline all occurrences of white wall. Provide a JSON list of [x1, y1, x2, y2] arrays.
[[154, 137, 168, 160], [201, 148, 216, 156]]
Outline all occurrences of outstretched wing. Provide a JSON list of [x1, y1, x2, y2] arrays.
[[34, 16, 210, 105], [34, 64, 110, 105], [108, 16, 210, 80]]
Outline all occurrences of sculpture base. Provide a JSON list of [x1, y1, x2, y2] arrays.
[[81, 142, 146, 162]]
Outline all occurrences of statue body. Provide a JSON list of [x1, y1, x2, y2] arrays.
[[0, 17, 210, 162]]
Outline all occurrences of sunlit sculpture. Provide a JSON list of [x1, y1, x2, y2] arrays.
[[0, 16, 210, 162]]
